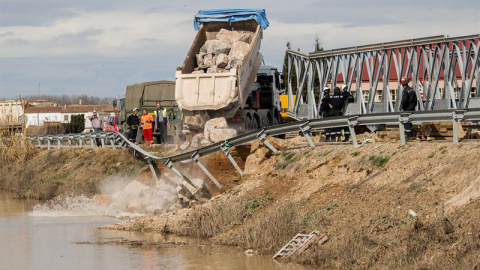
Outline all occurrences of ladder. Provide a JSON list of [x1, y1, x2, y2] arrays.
[[273, 230, 320, 260]]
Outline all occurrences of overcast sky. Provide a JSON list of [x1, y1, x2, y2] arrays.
[[0, 0, 479, 99]]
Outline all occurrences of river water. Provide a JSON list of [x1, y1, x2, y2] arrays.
[[0, 191, 308, 270]]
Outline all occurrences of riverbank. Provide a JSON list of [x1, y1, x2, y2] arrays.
[[0, 147, 146, 200], [105, 140, 480, 269]]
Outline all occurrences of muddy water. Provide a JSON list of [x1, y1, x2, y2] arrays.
[[0, 191, 308, 270]]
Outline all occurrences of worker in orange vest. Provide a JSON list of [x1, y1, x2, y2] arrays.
[[140, 109, 154, 145]]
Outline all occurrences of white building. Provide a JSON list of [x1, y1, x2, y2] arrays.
[[24, 105, 115, 132]]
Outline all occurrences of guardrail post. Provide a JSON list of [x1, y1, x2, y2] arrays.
[[57, 137, 61, 149], [100, 134, 105, 148], [147, 159, 159, 181], [399, 113, 411, 145], [37, 136, 41, 148], [192, 152, 222, 189], [347, 117, 359, 147], [452, 110, 466, 144], [220, 142, 244, 177], [165, 158, 194, 186], [78, 136, 83, 148], [299, 122, 315, 148], [257, 130, 278, 153], [109, 134, 116, 149], [68, 136, 72, 148], [47, 137, 51, 150]]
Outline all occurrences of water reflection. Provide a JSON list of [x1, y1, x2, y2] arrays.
[[0, 191, 308, 270]]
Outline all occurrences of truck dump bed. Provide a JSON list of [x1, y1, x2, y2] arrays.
[[175, 9, 268, 118]]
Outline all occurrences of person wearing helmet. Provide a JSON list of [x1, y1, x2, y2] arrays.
[[127, 108, 140, 143], [341, 84, 354, 103], [319, 87, 331, 118], [400, 77, 417, 140]]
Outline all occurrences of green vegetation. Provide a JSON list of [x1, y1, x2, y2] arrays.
[[274, 151, 300, 170], [428, 151, 436, 158], [351, 151, 360, 157], [369, 155, 390, 167], [244, 190, 273, 216]]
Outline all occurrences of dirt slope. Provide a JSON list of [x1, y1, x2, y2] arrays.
[[106, 139, 480, 269], [0, 148, 146, 200]]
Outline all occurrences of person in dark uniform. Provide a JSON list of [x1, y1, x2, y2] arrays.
[[400, 77, 417, 140], [329, 87, 346, 141], [319, 87, 331, 118], [341, 85, 353, 141], [127, 108, 140, 143]]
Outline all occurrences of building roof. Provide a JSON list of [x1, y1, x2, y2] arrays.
[[24, 105, 115, 114]]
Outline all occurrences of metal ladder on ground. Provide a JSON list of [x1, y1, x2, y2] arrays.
[[273, 230, 319, 260]]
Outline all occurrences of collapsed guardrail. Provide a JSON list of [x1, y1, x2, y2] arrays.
[[27, 108, 480, 189]]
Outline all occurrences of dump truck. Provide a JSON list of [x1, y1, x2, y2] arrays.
[[117, 80, 182, 143], [175, 9, 282, 138]]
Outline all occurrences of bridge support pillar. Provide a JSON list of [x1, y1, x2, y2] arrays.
[[299, 122, 315, 148], [257, 130, 278, 153], [192, 152, 222, 189]]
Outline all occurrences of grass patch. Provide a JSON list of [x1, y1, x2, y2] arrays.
[[244, 190, 273, 216], [369, 155, 390, 167], [428, 152, 436, 158], [274, 151, 300, 170], [351, 151, 360, 157], [321, 150, 333, 157]]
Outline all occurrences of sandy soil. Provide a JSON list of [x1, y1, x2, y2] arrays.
[[105, 138, 480, 269]]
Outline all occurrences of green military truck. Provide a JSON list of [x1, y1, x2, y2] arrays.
[[117, 80, 182, 143]]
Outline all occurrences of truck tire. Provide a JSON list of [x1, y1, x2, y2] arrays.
[[257, 109, 272, 128]]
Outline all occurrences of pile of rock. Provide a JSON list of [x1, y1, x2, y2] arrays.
[[193, 29, 253, 74]]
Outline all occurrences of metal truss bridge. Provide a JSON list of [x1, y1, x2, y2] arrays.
[[285, 34, 480, 119]]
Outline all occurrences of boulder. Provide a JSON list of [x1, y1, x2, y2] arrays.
[[207, 66, 219, 73], [191, 133, 204, 148], [180, 141, 190, 150], [204, 117, 229, 140], [203, 54, 214, 67], [200, 40, 231, 55], [227, 41, 250, 69], [124, 181, 147, 197], [209, 128, 238, 143], [216, 29, 252, 46], [196, 53, 206, 66], [184, 113, 209, 131], [216, 53, 229, 69]]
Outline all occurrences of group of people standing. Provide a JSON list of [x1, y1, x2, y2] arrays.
[[319, 77, 418, 141], [320, 85, 353, 141], [126, 103, 169, 146]]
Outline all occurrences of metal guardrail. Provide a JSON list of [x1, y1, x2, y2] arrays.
[[27, 108, 480, 189], [27, 132, 121, 149]]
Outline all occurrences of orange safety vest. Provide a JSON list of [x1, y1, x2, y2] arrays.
[[141, 114, 153, 130]]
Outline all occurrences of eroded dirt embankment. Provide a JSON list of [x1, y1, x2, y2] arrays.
[[106, 139, 480, 269], [0, 148, 146, 200]]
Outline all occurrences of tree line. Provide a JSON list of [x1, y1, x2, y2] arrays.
[[24, 94, 115, 106]]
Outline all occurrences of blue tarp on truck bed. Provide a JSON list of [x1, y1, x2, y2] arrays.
[[193, 9, 269, 31]]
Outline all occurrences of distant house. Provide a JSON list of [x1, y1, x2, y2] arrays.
[[24, 105, 115, 132]]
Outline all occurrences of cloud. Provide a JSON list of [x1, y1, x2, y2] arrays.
[[0, 1, 479, 98]]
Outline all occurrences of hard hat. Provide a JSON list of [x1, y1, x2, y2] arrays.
[[342, 84, 348, 90], [400, 77, 410, 85], [133, 108, 139, 112]]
